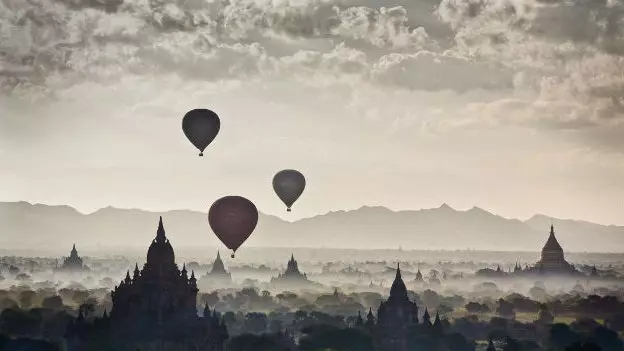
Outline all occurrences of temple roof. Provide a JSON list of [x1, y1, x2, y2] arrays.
[[211, 251, 227, 274], [542, 225, 563, 253], [147, 217, 175, 266], [70, 244, 78, 257], [389, 263, 408, 300]]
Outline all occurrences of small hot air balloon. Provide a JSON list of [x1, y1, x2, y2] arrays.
[[182, 109, 220, 157], [208, 196, 258, 258], [273, 169, 306, 212]]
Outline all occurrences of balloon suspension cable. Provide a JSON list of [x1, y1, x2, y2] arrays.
[[287, 208, 291, 212], [199, 152, 204, 157]]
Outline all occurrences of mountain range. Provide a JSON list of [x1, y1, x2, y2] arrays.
[[1, 201, 623, 254]]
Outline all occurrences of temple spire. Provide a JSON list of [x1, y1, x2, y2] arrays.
[[156, 216, 166, 243], [389, 262, 408, 300]]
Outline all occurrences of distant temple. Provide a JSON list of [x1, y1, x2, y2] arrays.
[[414, 268, 423, 282], [58, 244, 88, 272], [66, 217, 228, 351], [356, 264, 445, 351], [476, 225, 582, 278], [270, 254, 319, 288], [272, 254, 307, 281], [200, 251, 232, 286], [533, 225, 577, 274]]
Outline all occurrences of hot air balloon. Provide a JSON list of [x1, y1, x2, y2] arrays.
[[182, 109, 220, 157], [273, 169, 306, 212], [208, 196, 258, 258]]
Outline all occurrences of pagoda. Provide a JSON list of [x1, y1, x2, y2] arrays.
[[533, 225, 577, 274], [200, 251, 232, 287], [65, 217, 228, 351], [271, 254, 319, 288], [58, 244, 89, 272]]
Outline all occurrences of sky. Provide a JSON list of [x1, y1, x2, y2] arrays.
[[1, 0, 624, 226]]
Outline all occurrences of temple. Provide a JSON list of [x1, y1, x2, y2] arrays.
[[200, 251, 232, 287], [356, 264, 445, 351], [58, 244, 88, 272], [272, 254, 307, 282], [377, 264, 420, 351], [414, 267, 423, 282], [533, 225, 577, 274], [66, 217, 228, 351], [271, 254, 319, 288]]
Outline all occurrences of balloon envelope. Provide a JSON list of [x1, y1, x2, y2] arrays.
[[273, 170, 306, 211], [208, 196, 258, 254], [182, 109, 220, 156]]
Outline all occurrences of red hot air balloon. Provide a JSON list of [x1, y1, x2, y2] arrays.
[[208, 196, 258, 258], [182, 109, 220, 157]]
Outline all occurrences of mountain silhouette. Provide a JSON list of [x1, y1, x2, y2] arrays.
[[1, 201, 622, 253]]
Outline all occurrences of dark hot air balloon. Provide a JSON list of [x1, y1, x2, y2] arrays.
[[273, 169, 306, 212], [208, 196, 258, 258], [182, 109, 220, 157]]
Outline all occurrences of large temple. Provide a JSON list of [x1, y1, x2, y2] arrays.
[[57, 244, 88, 272], [533, 225, 577, 274], [356, 264, 445, 351], [377, 264, 420, 351], [66, 217, 228, 351]]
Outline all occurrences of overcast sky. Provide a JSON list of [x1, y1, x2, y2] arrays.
[[1, 0, 624, 225]]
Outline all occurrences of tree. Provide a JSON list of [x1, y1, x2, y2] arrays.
[[200, 292, 220, 307], [496, 299, 515, 319], [565, 341, 602, 351], [0, 298, 18, 310], [549, 323, 581, 350], [243, 313, 268, 334], [79, 301, 96, 320], [42, 296, 63, 310], [465, 302, 490, 314], [227, 334, 290, 351], [18, 291, 36, 310], [437, 304, 454, 317], [299, 326, 374, 351]]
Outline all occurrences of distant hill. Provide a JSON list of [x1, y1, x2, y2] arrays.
[[1, 201, 622, 253]]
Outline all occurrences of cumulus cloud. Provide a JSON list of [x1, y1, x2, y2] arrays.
[[1, 0, 624, 132]]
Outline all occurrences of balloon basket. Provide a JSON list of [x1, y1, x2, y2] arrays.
[[231, 253, 235, 259], [287, 208, 291, 212], [199, 152, 204, 157]]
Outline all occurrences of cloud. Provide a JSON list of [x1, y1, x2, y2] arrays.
[[1, 0, 624, 136]]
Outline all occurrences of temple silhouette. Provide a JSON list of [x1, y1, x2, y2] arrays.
[[270, 254, 322, 288], [476, 225, 582, 278], [200, 251, 232, 288], [356, 264, 445, 351], [57, 244, 88, 272], [66, 217, 228, 351], [271, 254, 308, 283], [533, 224, 577, 274]]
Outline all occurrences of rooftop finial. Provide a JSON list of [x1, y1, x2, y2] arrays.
[[156, 216, 166, 243]]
